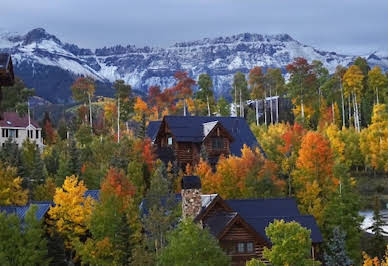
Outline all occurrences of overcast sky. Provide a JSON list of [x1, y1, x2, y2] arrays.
[[1, 0, 387, 55]]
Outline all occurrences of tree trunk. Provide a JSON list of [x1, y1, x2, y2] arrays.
[[239, 88, 243, 117], [117, 97, 120, 143], [301, 98, 305, 121], [276, 96, 279, 123], [348, 96, 352, 127], [183, 98, 186, 116], [264, 92, 267, 125], [376, 87, 379, 104], [341, 84, 345, 128], [255, 99, 259, 126], [270, 88, 273, 124], [332, 102, 335, 124], [234, 84, 237, 117], [88, 93, 93, 133]]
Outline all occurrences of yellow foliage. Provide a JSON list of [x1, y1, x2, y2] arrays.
[[134, 97, 148, 121], [363, 246, 388, 265], [360, 104, 388, 172], [343, 65, 364, 99], [48, 175, 95, 248], [0, 163, 28, 206]]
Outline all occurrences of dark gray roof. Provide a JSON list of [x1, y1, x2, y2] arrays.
[[0, 53, 11, 69], [147, 121, 161, 142], [181, 176, 201, 189], [84, 190, 99, 201], [226, 198, 301, 218], [147, 116, 264, 156], [0, 203, 51, 221], [244, 215, 323, 243], [204, 211, 237, 237]]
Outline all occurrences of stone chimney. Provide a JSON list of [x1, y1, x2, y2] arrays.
[[181, 176, 202, 219]]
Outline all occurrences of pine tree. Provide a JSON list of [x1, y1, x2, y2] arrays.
[[19, 205, 50, 265], [367, 196, 388, 259], [67, 138, 81, 176], [324, 227, 353, 266], [31, 149, 47, 186], [143, 161, 179, 254]]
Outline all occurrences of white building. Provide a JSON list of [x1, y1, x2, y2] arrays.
[[0, 112, 44, 149]]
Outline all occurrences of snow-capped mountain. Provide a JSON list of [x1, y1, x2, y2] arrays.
[[0, 28, 387, 103]]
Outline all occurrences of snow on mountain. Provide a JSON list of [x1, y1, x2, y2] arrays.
[[0, 28, 387, 103]]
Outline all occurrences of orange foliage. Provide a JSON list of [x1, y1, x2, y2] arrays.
[[101, 168, 135, 210], [196, 145, 285, 199], [133, 138, 155, 172], [278, 122, 306, 155], [44, 120, 57, 145]]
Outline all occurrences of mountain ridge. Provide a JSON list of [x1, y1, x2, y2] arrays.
[[1, 28, 387, 103]]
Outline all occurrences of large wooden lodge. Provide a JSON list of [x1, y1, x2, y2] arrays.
[[147, 116, 264, 168]]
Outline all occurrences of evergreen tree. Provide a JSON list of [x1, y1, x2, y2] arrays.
[[57, 118, 68, 140], [324, 227, 353, 266], [157, 219, 230, 266], [137, 113, 146, 139], [19, 205, 50, 265], [143, 161, 179, 254], [31, 149, 47, 186], [44, 147, 60, 176], [0, 77, 34, 115], [67, 138, 81, 176], [367, 195, 388, 259]]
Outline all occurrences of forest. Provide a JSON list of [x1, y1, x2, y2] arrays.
[[0, 56, 387, 265]]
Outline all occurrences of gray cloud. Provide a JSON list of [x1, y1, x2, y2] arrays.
[[1, 0, 387, 54]]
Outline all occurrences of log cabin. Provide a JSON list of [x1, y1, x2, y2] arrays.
[[0, 53, 15, 119], [180, 176, 323, 266], [147, 116, 264, 169]]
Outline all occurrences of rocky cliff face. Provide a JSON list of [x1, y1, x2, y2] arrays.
[[1, 28, 387, 103]]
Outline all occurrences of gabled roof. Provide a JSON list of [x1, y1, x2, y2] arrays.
[[204, 211, 238, 237], [225, 198, 301, 218], [0, 203, 51, 221], [0, 112, 40, 128], [148, 116, 263, 156]]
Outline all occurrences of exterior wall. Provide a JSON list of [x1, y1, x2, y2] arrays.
[[220, 222, 269, 266], [0, 126, 44, 149]]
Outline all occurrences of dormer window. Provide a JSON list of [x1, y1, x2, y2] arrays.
[[167, 136, 173, 146]]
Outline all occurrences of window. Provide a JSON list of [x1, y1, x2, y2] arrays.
[[15, 129, 18, 138], [167, 136, 173, 146], [1, 128, 5, 138], [212, 137, 224, 150], [237, 243, 245, 253], [36, 130, 39, 139], [247, 242, 254, 253], [9, 129, 16, 138]]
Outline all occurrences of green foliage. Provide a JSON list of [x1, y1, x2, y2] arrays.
[[0, 205, 49, 266], [263, 219, 320, 266], [366, 196, 388, 259], [143, 161, 179, 253], [323, 163, 363, 263], [217, 96, 230, 116], [157, 219, 230, 266], [323, 227, 353, 266], [0, 77, 34, 115]]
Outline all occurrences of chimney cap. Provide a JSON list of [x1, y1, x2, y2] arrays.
[[181, 176, 201, 189]]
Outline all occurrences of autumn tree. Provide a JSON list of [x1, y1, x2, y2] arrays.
[[286, 57, 316, 122], [248, 66, 265, 124], [343, 65, 364, 131], [264, 68, 286, 124], [196, 73, 215, 116], [292, 131, 337, 225], [368, 66, 387, 104], [360, 104, 388, 172], [76, 168, 136, 265], [0, 162, 28, 206], [231, 71, 249, 117], [48, 175, 94, 262], [262, 219, 320, 266], [71, 77, 95, 129], [157, 219, 230, 266]]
